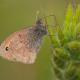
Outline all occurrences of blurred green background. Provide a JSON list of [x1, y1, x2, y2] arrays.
[[0, 0, 80, 80]]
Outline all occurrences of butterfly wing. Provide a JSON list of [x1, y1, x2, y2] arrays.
[[0, 28, 37, 64]]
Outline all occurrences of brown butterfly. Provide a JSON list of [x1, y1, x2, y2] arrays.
[[0, 18, 47, 64]]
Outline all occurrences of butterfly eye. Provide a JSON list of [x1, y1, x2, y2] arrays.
[[5, 47, 9, 51]]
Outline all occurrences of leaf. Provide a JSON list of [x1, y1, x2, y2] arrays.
[[76, 22, 80, 39], [63, 4, 73, 41], [54, 48, 70, 60], [66, 40, 80, 60], [65, 61, 77, 80], [70, 4, 80, 38]]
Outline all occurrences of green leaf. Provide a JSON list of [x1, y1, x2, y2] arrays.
[[76, 22, 80, 39], [65, 61, 77, 80], [54, 48, 70, 60], [62, 4, 80, 43], [70, 4, 80, 39], [66, 40, 80, 60], [63, 4, 73, 41]]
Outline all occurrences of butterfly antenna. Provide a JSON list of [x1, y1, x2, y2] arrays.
[[43, 15, 60, 78], [43, 14, 58, 49]]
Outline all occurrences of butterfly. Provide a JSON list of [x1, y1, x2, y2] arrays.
[[0, 18, 47, 64]]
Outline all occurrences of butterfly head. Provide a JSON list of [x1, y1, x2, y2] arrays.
[[34, 18, 47, 37]]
